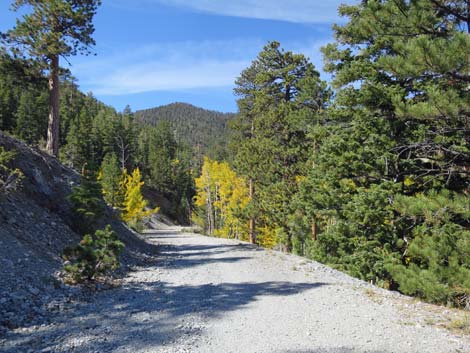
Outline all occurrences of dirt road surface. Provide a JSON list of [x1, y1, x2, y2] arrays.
[[2, 229, 469, 353]]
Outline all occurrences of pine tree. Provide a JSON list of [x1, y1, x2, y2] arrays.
[[0, 73, 18, 132], [68, 173, 105, 234], [293, 0, 470, 305], [99, 152, 123, 208], [59, 74, 85, 146], [146, 121, 178, 193], [389, 191, 470, 306], [170, 153, 195, 224], [232, 41, 329, 248], [135, 121, 194, 223], [114, 107, 136, 171], [0, 51, 47, 135], [62, 224, 124, 283], [14, 90, 48, 144], [3, 0, 101, 156], [63, 107, 100, 170]]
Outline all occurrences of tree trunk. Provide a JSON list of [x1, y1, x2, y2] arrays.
[[311, 218, 317, 241], [214, 184, 219, 231], [248, 178, 256, 244], [115, 135, 129, 171], [46, 55, 60, 157], [467, 0, 470, 34], [206, 184, 214, 236]]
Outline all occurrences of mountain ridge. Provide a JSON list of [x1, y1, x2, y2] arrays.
[[135, 102, 235, 161], [137, 102, 235, 116]]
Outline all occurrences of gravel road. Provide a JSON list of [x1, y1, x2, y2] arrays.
[[2, 229, 469, 353]]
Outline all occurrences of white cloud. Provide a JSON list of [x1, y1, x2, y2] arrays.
[[73, 39, 259, 95], [154, 0, 356, 23], [88, 60, 249, 95], [72, 38, 331, 96]]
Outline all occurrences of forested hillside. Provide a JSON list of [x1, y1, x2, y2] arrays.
[[1, 0, 469, 312], [0, 131, 158, 332], [135, 103, 234, 163], [0, 45, 196, 225]]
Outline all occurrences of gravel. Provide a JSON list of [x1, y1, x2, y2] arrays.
[[1, 229, 469, 353]]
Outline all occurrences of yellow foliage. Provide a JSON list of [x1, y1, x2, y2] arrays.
[[403, 176, 415, 187], [295, 175, 306, 184], [339, 178, 357, 189], [121, 168, 158, 224], [194, 157, 250, 240], [256, 225, 277, 249]]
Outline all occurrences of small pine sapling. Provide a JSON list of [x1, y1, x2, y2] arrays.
[[62, 225, 124, 283]]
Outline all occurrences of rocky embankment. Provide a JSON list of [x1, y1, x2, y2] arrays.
[[0, 132, 156, 336]]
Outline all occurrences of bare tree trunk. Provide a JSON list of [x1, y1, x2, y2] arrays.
[[46, 55, 60, 157], [214, 184, 219, 231], [115, 135, 129, 171], [248, 178, 256, 244], [206, 185, 214, 236]]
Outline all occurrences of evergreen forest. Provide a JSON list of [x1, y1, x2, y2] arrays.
[[135, 102, 234, 164], [1, 0, 469, 308]]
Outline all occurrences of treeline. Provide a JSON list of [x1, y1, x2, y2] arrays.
[[0, 51, 194, 224], [194, 0, 470, 307]]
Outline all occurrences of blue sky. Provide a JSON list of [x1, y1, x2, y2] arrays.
[[0, 0, 356, 112]]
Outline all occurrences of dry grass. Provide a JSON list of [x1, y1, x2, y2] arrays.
[[446, 314, 470, 335], [363, 288, 383, 304]]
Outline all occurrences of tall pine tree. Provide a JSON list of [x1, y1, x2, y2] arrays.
[[232, 41, 329, 248], [99, 152, 123, 208], [3, 0, 101, 156]]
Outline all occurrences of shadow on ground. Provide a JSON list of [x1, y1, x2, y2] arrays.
[[2, 232, 330, 353], [140, 233, 263, 271], [3, 280, 327, 352]]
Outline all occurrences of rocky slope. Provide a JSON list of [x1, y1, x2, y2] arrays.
[[0, 132, 156, 336]]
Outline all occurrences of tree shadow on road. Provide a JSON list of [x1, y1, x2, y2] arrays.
[[2, 280, 328, 353], [156, 240, 264, 267]]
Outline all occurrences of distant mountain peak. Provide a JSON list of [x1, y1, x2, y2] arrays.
[[135, 102, 234, 159], [137, 102, 234, 117]]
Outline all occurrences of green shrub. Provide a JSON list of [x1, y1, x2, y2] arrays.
[[62, 225, 124, 283], [0, 146, 22, 195]]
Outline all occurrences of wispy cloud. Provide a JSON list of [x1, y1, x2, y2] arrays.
[[73, 38, 331, 96], [73, 40, 258, 95], [86, 60, 249, 95], [152, 0, 356, 23]]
